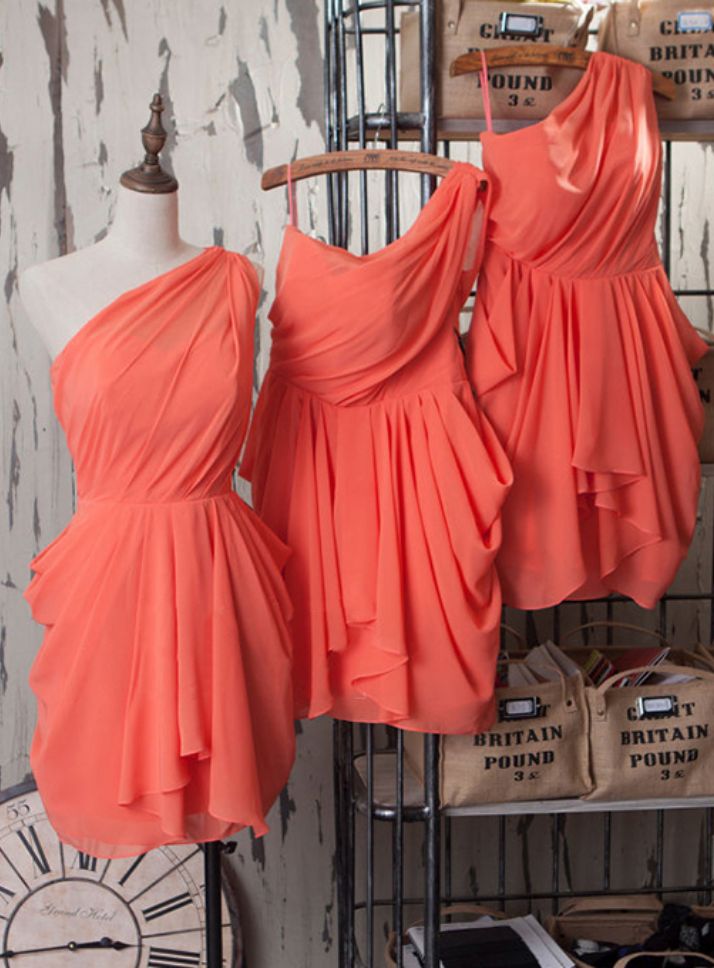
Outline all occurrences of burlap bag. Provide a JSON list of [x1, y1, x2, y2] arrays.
[[403, 664, 592, 806], [546, 896, 663, 968], [400, 0, 590, 120], [384, 903, 504, 968], [599, 0, 714, 118], [585, 662, 714, 800]]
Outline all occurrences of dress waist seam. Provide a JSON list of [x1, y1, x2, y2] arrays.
[[76, 488, 235, 509], [267, 372, 473, 409], [488, 242, 663, 282]]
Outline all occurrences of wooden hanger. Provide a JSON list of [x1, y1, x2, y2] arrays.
[[261, 149, 457, 191], [450, 45, 676, 100]]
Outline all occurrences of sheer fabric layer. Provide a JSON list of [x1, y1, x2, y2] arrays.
[[467, 53, 707, 610], [242, 163, 513, 733], [24, 248, 295, 857]]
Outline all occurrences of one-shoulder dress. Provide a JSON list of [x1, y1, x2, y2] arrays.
[[467, 51, 707, 610], [241, 162, 513, 734], [24, 246, 295, 858]]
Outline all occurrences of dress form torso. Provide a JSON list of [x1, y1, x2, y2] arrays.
[[19, 184, 264, 361]]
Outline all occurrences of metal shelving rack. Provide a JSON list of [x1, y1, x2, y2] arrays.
[[324, 2, 714, 966]]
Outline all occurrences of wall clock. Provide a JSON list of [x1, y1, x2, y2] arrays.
[[0, 779, 241, 966]]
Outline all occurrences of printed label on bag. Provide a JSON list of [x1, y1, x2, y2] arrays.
[[676, 10, 714, 32], [627, 700, 695, 721], [635, 695, 678, 718], [498, 12, 544, 39], [617, 700, 709, 780], [463, 67, 555, 110], [468, 23, 556, 42], [474, 725, 563, 746], [650, 43, 714, 62], [499, 697, 544, 720], [621, 724, 708, 745], [483, 750, 555, 774], [647, 18, 714, 103], [473, 723, 566, 783]]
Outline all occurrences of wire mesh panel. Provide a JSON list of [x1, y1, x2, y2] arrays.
[[325, 3, 714, 967]]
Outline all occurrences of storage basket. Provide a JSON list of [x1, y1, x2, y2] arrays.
[[546, 896, 663, 968], [403, 660, 593, 806], [585, 660, 714, 800], [384, 903, 505, 968]]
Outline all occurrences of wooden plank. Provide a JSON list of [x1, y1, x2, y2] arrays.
[[0, 0, 76, 790]]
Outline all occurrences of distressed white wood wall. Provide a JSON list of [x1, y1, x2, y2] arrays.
[[1, 3, 334, 967], [2, 2, 714, 967]]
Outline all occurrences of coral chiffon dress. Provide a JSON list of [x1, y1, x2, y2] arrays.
[[24, 246, 295, 858], [241, 163, 513, 734], [467, 51, 707, 610]]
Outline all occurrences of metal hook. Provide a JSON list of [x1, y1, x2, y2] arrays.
[[372, 101, 387, 149]]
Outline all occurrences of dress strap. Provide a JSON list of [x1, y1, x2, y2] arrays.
[[481, 53, 493, 134], [287, 160, 297, 228]]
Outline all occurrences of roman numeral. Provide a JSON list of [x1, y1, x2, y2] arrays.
[[16, 827, 50, 875], [147, 946, 201, 966], [118, 853, 146, 886], [142, 891, 193, 922], [75, 852, 97, 872], [0, 884, 15, 905]]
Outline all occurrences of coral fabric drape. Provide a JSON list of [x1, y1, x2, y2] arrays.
[[24, 246, 295, 858], [241, 162, 513, 734], [467, 51, 707, 610]]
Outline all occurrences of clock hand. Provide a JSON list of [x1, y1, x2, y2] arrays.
[[0, 936, 135, 957], [70, 937, 133, 950]]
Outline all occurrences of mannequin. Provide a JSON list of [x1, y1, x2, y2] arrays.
[[19, 95, 274, 968], [20, 94, 264, 362]]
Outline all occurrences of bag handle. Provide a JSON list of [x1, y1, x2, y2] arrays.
[[572, 5, 595, 48], [407, 903, 506, 927], [596, 662, 714, 696], [624, 0, 642, 38], [615, 953, 714, 967], [673, 645, 714, 675], [556, 895, 662, 917], [693, 643, 714, 672], [501, 623, 526, 649], [444, 0, 464, 34], [563, 621, 670, 647]]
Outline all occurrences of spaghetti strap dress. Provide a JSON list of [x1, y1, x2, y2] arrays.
[[466, 51, 707, 611], [240, 162, 513, 735], [23, 246, 295, 858]]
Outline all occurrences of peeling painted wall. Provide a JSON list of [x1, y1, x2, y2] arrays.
[[1, 3, 333, 967], [2, 3, 714, 968]]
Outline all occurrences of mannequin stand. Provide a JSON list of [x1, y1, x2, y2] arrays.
[[204, 839, 232, 966]]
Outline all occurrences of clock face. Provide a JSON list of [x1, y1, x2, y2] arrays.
[[0, 781, 240, 967]]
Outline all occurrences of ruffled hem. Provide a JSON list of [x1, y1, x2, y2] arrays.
[[467, 246, 707, 610], [24, 491, 295, 858], [240, 375, 512, 734]]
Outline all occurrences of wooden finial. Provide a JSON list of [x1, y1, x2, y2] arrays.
[[120, 93, 179, 193]]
